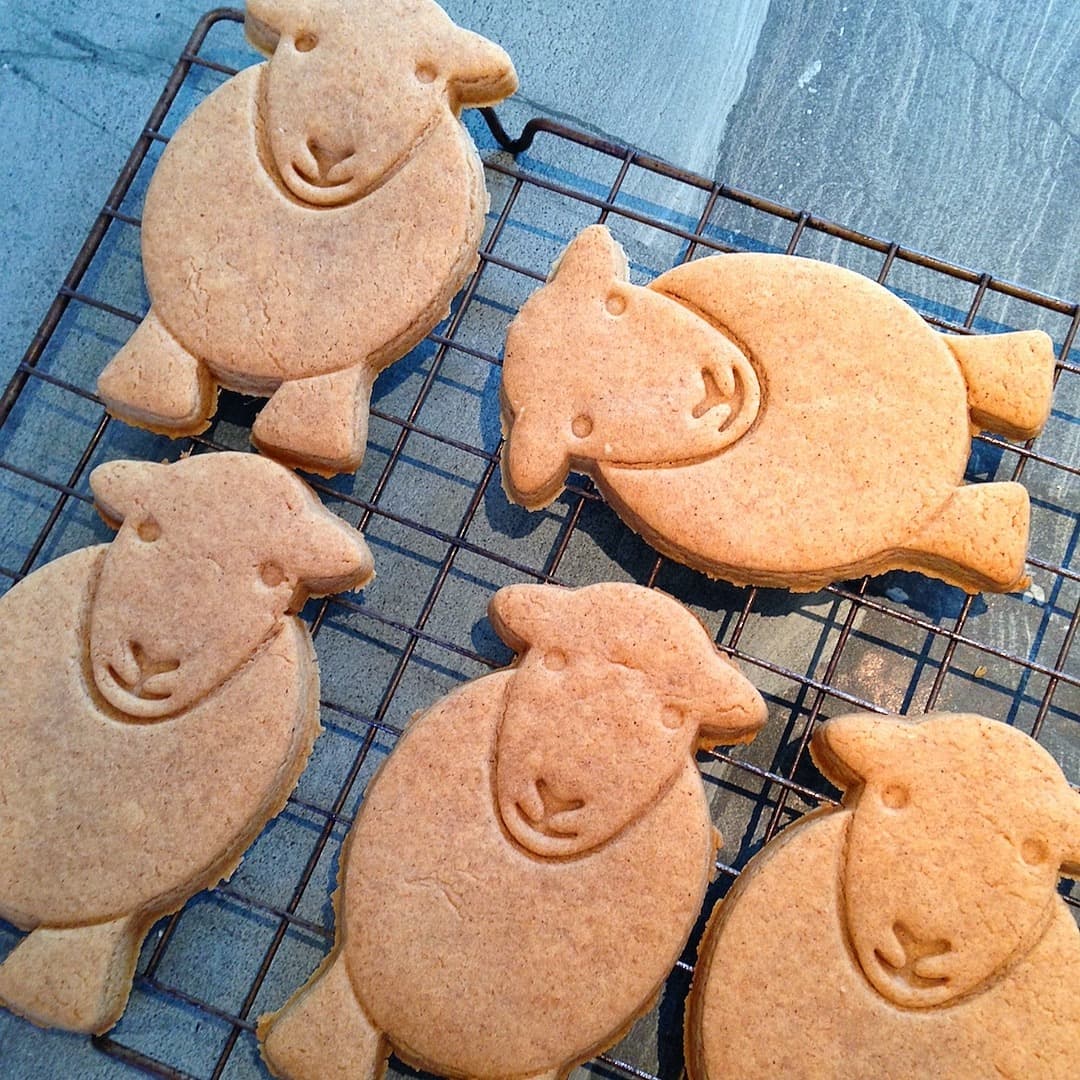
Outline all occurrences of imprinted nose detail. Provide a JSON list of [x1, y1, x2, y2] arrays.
[[692, 362, 749, 431], [306, 138, 355, 182], [536, 777, 585, 820], [515, 777, 585, 839], [107, 641, 181, 701], [874, 921, 952, 990], [692, 367, 728, 420]]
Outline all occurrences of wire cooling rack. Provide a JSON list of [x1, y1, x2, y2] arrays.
[[1, 8, 1077, 1079]]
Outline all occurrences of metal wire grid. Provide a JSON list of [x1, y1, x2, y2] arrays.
[[0, 7, 1077, 1078]]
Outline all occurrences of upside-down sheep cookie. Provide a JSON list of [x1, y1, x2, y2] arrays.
[[97, 0, 517, 476], [500, 226, 1056, 592], [259, 582, 768, 1080], [0, 452, 373, 1033], [686, 712, 1080, 1079]]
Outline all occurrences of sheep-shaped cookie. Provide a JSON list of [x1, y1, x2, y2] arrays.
[[500, 226, 1057, 592], [0, 451, 373, 1033], [97, 0, 517, 476], [259, 582, 768, 1080], [686, 712, 1080, 1079]]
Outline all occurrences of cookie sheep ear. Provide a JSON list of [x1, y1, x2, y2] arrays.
[[503, 414, 571, 509], [489, 583, 560, 653], [89, 460, 165, 528], [245, 0, 288, 54], [1058, 788, 1080, 878], [549, 226, 630, 295], [245, 0, 288, 27], [287, 516, 375, 601], [442, 28, 518, 109], [690, 657, 769, 748], [812, 713, 918, 791]]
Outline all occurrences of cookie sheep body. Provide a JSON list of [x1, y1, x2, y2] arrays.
[[141, 66, 485, 392], [260, 582, 768, 1080], [349, 672, 713, 1074], [0, 547, 315, 927], [98, 0, 516, 475], [687, 714, 1080, 1078], [0, 452, 373, 1033], [501, 227, 1055, 592]]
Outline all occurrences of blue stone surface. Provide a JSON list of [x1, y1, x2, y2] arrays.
[[0, 2, 1076, 1077]]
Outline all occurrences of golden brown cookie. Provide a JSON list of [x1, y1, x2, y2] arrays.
[[500, 226, 1056, 592], [0, 452, 373, 1033], [97, 0, 517, 476], [686, 712, 1080, 1079], [258, 581, 767, 1080]]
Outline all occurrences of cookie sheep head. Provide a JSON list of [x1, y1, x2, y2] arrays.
[[813, 712, 1080, 1009], [501, 226, 762, 507], [488, 582, 767, 858], [245, 0, 516, 206], [88, 453, 373, 720]]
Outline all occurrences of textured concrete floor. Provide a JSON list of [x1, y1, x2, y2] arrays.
[[3, 1, 1077, 382], [0, 0, 769, 379], [0, 2, 1077, 1077]]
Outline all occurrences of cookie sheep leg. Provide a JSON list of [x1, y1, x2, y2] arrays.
[[942, 330, 1055, 441], [899, 481, 1031, 592], [0, 915, 142, 1034], [97, 308, 217, 434], [252, 366, 376, 477], [259, 952, 389, 1080]]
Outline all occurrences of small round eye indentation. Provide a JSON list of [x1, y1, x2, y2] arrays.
[[881, 784, 909, 810], [294, 32, 318, 52], [137, 518, 161, 543], [571, 414, 593, 439], [260, 561, 286, 588], [415, 62, 438, 83], [543, 649, 567, 671], [660, 703, 684, 730], [1021, 837, 1049, 866], [605, 293, 627, 316]]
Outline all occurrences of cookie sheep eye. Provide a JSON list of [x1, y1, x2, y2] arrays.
[[881, 784, 909, 810], [1020, 837, 1049, 866], [260, 561, 287, 588], [136, 518, 161, 543], [294, 32, 318, 53], [415, 62, 438, 83], [543, 649, 567, 671], [571, 414, 593, 439], [660, 703, 684, 730], [605, 294, 627, 316]]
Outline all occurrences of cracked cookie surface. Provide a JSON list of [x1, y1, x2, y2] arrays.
[[0, 452, 373, 1033], [98, 0, 517, 475], [259, 581, 767, 1080], [686, 712, 1080, 1079], [500, 226, 1055, 592]]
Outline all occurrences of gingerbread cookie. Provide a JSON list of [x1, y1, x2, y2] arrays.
[[259, 582, 767, 1080], [98, 0, 517, 476], [686, 712, 1080, 1079], [500, 226, 1056, 592], [0, 452, 373, 1033]]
